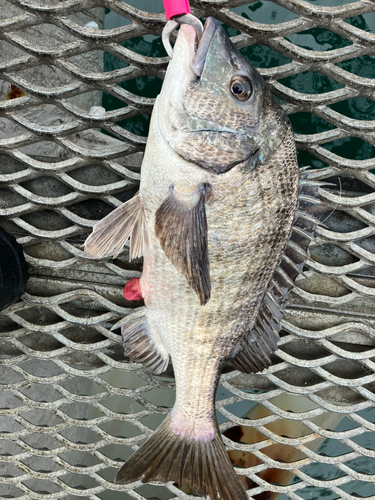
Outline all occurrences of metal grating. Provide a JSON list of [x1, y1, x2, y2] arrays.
[[1, 0, 375, 498]]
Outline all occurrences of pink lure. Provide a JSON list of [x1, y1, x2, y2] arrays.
[[123, 278, 143, 301], [163, 0, 190, 19]]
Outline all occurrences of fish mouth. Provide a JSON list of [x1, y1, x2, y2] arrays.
[[180, 17, 221, 78], [191, 17, 220, 77]]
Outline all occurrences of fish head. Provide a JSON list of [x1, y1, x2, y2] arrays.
[[157, 17, 292, 174]]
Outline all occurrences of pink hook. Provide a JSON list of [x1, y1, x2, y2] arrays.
[[163, 0, 191, 20]]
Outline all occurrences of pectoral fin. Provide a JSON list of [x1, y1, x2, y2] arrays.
[[155, 184, 211, 306], [84, 194, 149, 260]]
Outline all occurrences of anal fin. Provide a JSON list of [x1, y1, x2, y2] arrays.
[[84, 193, 149, 260], [112, 307, 169, 375], [155, 183, 211, 306]]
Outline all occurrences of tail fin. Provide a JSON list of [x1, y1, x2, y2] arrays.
[[115, 415, 248, 500]]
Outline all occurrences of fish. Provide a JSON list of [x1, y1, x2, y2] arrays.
[[84, 16, 326, 500]]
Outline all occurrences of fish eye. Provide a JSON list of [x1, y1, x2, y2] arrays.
[[230, 76, 252, 101]]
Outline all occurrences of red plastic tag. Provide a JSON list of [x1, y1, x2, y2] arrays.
[[163, 0, 190, 20]]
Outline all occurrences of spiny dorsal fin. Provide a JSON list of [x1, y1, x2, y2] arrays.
[[228, 169, 331, 374], [155, 183, 211, 306], [112, 307, 169, 375], [84, 194, 149, 260]]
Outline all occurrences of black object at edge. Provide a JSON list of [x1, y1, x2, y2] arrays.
[[0, 227, 28, 312]]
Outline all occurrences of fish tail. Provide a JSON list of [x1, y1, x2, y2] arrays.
[[115, 414, 248, 500]]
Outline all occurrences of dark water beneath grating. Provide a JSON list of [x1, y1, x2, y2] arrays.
[[102, 1, 375, 499]]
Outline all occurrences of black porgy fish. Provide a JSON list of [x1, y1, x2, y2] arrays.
[[85, 17, 324, 500]]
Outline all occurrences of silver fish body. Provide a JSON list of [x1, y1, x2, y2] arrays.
[[85, 17, 323, 500]]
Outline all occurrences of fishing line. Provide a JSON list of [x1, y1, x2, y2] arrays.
[[321, 175, 342, 224]]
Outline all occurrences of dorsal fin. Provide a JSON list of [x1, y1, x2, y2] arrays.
[[228, 169, 330, 373]]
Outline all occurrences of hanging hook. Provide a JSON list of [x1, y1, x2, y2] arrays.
[[162, 13, 203, 59]]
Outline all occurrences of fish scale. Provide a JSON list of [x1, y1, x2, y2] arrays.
[[84, 17, 322, 500]]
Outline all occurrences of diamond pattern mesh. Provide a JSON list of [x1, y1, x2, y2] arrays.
[[1, 0, 375, 498]]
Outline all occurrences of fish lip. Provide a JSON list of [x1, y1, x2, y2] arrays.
[[190, 17, 221, 77], [186, 129, 238, 135]]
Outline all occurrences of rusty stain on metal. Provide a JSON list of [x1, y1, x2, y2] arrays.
[[6, 84, 25, 99]]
